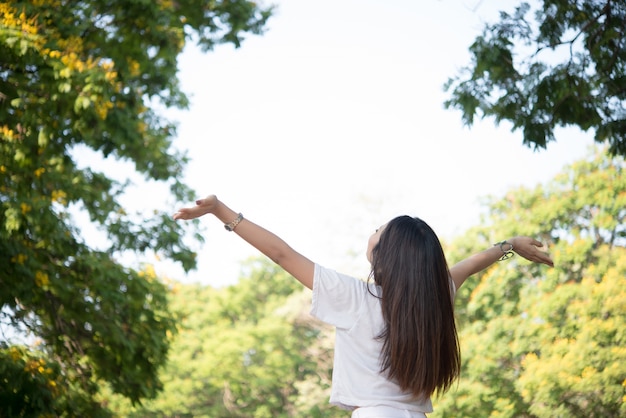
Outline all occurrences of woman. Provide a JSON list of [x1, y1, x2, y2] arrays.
[[173, 195, 553, 417]]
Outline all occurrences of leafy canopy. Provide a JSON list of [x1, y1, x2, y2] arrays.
[[435, 147, 625, 417], [0, 0, 272, 415], [444, 1, 626, 157]]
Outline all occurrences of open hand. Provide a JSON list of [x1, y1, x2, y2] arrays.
[[510, 236, 554, 267], [173, 195, 219, 221]]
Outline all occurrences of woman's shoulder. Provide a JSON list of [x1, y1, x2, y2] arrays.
[[315, 263, 369, 289], [311, 263, 376, 328]]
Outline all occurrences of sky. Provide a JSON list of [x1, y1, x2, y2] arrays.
[[128, 0, 594, 287]]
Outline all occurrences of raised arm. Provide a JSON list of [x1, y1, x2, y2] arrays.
[[173, 195, 315, 289], [449, 236, 553, 290]]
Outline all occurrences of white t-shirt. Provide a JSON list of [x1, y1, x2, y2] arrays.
[[310, 264, 433, 413]]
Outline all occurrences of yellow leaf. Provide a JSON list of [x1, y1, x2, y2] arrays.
[[35, 270, 50, 287], [20, 202, 31, 214], [51, 189, 67, 205]]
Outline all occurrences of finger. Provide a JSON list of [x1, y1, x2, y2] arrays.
[[173, 208, 190, 220], [538, 254, 554, 266]]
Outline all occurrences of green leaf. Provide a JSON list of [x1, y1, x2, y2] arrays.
[[74, 95, 91, 112], [58, 82, 71, 93], [4, 207, 21, 233], [38, 128, 48, 147]]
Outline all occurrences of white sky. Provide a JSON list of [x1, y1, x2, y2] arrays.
[[120, 0, 594, 287]]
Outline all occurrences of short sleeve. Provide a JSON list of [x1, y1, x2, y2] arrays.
[[310, 264, 369, 330]]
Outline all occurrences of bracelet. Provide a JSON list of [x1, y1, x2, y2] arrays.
[[224, 213, 243, 232], [494, 240, 514, 261]]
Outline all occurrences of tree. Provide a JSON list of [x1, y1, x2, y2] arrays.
[[0, 0, 272, 414], [106, 148, 623, 417], [105, 258, 342, 418], [444, 1, 626, 157], [433, 147, 626, 417]]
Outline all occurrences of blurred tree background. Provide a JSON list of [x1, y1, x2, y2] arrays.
[[0, 0, 271, 415], [102, 147, 625, 417], [2, 0, 625, 417], [434, 147, 625, 418]]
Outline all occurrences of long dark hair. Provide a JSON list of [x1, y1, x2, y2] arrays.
[[369, 215, 460, 399]]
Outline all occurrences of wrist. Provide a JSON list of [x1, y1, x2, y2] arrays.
[[224, 212, 244, 231], [493, 239, 514, 261]]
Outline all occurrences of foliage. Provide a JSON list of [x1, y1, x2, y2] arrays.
[[105, 258, 344, 418], [0, 344, 61, 417], [444, 1, 626, 157], [103, 147, 623, 417], [434, 147, 626, 417], [0, 0, 272, 414]]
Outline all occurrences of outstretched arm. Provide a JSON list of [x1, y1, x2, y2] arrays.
[[449, 237, 553, 290], [173, 195, 315, 289]]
